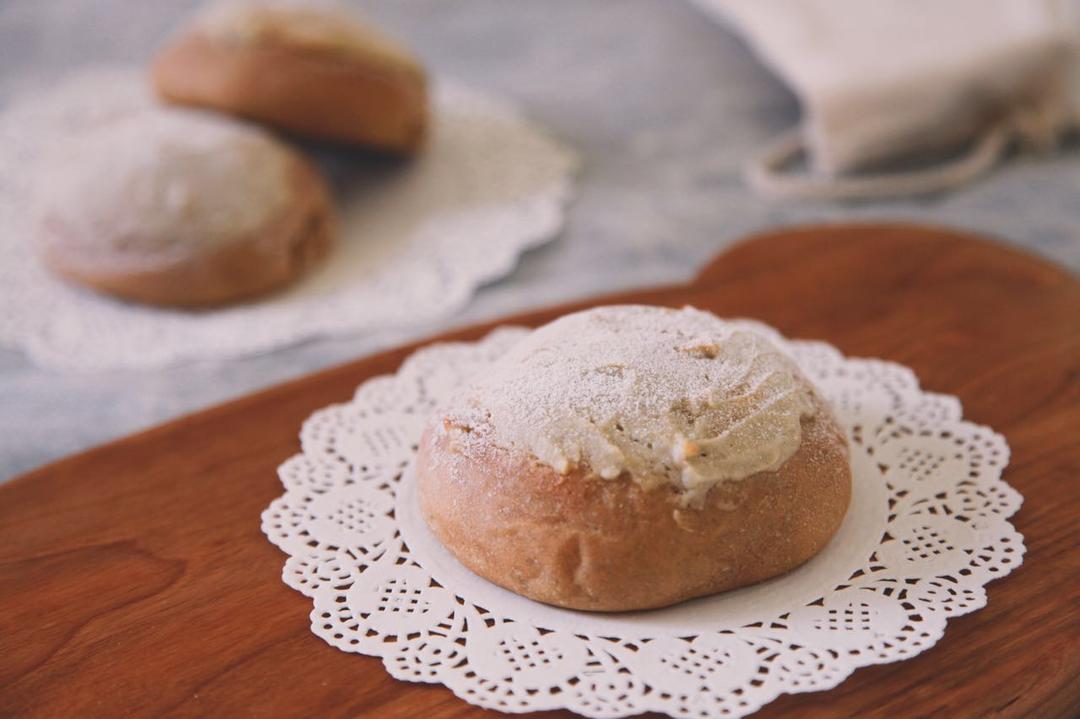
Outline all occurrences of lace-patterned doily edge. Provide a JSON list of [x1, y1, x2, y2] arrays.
[[260, 326, 1025, 719]]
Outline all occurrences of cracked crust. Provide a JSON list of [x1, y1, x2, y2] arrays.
[[417, 393, 852, 611], [40, 154, 335, 308]]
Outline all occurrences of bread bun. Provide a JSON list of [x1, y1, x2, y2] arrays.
[[152, 1, 428, 153], [417, 306, 851, 611], [33, 108, 334, 307]]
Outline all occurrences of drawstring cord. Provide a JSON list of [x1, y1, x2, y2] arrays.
[[747, 100, 1078, 200]]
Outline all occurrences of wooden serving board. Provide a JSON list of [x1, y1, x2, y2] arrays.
[[1, 224, 1077, 719]]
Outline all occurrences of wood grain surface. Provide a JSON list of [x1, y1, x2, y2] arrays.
[[1, 224, 1077, 719]]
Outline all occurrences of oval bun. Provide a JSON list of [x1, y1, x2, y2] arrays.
[[417, 306, 852, 611], [35, 109, 334, 307], [152, 2, 427, 153]]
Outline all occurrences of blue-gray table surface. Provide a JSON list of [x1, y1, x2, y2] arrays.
[[2, 0, 1077, 480]]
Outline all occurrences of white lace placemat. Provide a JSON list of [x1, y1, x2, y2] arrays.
[[261, 320, 1024, 718], [0, 68, 578, 371]]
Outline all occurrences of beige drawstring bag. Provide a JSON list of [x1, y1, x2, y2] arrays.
[[695, 0, 1080, 199]]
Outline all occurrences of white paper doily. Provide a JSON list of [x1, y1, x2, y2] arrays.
[[0, 68, 577, 370], [262, 321, 1024, 719]]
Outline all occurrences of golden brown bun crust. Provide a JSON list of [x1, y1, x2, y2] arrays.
[[42, 156, 334, 308], [152, 31, 427, 153], [417, 394, 852, 611]]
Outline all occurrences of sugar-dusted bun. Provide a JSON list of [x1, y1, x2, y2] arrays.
[[417, 305, 852, 611], [152, 1, 427, 153], [33, 108, 334, 307]]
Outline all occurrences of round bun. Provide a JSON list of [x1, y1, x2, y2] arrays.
[[33, 108, 334, 307], [417, 306, 852, 611], [152, 1, 428, 153]]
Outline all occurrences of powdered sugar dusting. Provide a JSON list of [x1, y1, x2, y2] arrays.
[[32, 108, 292, 272], [444, 305, 819, 503]]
